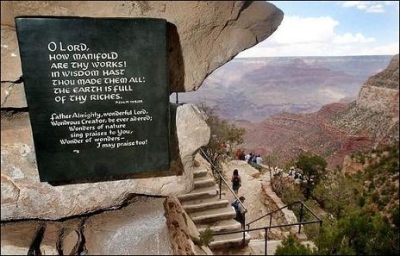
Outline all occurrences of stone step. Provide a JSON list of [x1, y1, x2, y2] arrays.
[[248, 239, 282, 255], [182, 196, 229, 213], [189, 205, 236, 224], [209, 231, 251, 250], [177, 186, 219, 202], [194, 176, 217, 189], [197, 219, 242, 233], [193, 168, 208, 178]]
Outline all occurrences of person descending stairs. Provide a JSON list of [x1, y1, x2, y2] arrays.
[[177, 166, 251, 251]]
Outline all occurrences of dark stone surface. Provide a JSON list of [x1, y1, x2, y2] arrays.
[[15, 16, 170, 183]]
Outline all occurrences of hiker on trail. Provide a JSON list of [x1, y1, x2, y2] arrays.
[[236, 149, 246, 161], [231, 169, 242, 194], [289, 167, 295, 177], [256, 155, 263, 165], [249, 153, 257, 163], [244, 153, 251, 162], [232, 196, 246, 229]]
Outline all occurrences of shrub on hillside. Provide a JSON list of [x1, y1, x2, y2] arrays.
[[274, 234, 315, 255]]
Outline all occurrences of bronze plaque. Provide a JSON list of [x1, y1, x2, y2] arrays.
[[15, 17, 170, 183]]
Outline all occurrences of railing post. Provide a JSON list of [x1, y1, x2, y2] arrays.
[[298, 203, 304, 234], [242, 229, 246, 247], [241, 213, 246, 248], [319, 220, 323, 236], [264, 227, 268, 256], [219, 174, 222, 199]]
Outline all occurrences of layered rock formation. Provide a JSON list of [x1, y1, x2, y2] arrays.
[[176, 55, 393, 121], [335, 54, 399, 147], [239, 54, 399, 169], [1, 1, 284, 254]]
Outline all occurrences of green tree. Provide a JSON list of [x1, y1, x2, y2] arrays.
[[314, 209, 399, 255], [275, 234, 315, 255], [197, 103, 245, 169], [313, 172, 361, 219], [278, 146, 399, 255], [295, 153, 327, 200], [264, 154, 279, 168]]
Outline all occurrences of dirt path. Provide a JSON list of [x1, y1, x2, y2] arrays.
[[195, 155, 317, 254], [220, 159, 274, 238]]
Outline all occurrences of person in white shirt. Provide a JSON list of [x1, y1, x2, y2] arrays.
[[256, 155, 263, 165]]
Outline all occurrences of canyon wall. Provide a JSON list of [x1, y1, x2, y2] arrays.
[[1, 1, 283, 254]]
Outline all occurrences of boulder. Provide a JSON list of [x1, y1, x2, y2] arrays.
[[84, 196, 172, 255], [1, 196, 172, 255]]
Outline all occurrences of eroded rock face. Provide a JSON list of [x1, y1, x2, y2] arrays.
[[1, 104, 210, 221], [164, 196, 198, 255], [84, 196, 173, 255], [357, 54, 399, 117], [1, 1, 284, 253], [1, 0, 283, 222], [0, 25, 22, 83], [1, 196, 175, 255], [342, 155, 364, 175]]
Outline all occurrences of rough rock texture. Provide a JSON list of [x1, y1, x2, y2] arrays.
[[1, 1, 283, 93], [1, 221, 40, 255], [1, 0, 282, 222], [342, 154, 365, 174], [260, 179, 299, 236], [357, 86, 399, 117], [164, 196, 202, 255], [0, 25, 22, 82], [177, 104, 211, 183], [1, 1, 284, 253], [84, 196, 172, 255], [238, 54, 399, 169], [356, 54, 399, 117], [337, 54, 399, 147], [362, 54, 399, 90], [1, 196, 174, 255], [1, 103, 209, 221]]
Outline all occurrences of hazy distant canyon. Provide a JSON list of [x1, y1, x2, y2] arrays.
[[175, 55, 393, 122]]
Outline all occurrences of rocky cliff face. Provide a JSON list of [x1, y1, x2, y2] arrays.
[[239, 54, 399, 169], [356, 54, 399, 116], [1, 1, 284, 254], [333, 54, 399, 147]]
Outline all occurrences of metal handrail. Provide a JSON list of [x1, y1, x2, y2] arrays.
[[247, 200, 322, 227], [197, 149, 323, 254], [213, 200, 323, 255], [213, 219, 323, 255], [199, 147, 248, 214], [214, 219, 322, 236]]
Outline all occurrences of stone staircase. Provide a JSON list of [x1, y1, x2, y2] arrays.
[[177, 167, 251, 251]]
